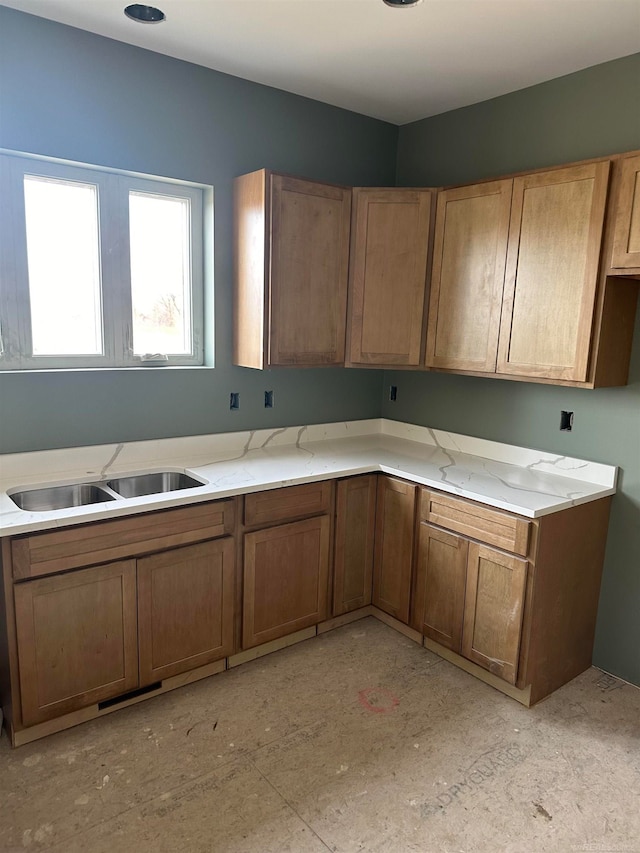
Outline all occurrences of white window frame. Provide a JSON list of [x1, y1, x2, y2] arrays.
[[0, 151, 205, 369]]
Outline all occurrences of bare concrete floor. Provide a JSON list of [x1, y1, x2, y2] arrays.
[[2, 617, 639, 853]]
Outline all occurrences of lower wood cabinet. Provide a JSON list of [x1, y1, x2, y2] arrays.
[[332, 475, 377, 616], [461, 542, 527, 684], [138, 539, 235, 685], [414, 489, 612, 701], [14, 560, 139, 726], [243, 515, 330, 649], [5, 499, 238, 741], [0, 475, 614, 745], [414, 525, 467, 652], [372, 476, 417, 624], [415, 523, 528, 685]]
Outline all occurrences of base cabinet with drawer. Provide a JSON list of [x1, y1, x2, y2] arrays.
[[2, 499, 237, 741], [0, 469, 616, 745], [413, 488, 612, 703], [416, 526, 527, 684], [241, 482, 332, 649]]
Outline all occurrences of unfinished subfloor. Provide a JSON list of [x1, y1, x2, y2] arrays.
[[2, 617, 639, 853]]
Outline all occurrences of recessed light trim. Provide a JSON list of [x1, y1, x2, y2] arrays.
[[124, 4, 166, 23], [382, 0, 423, 7]]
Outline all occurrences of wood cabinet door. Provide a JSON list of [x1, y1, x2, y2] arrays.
[[414, 524, 468, 652], [372, 476, 417, 624], [497, 162, 610, 381], [611, 153, 640, 269], [462, 543, 528, 685], [269, 175, 351, 366], [137, 539, 235, 686], [243, 515, 330, 649], [333, 475, 377, 616], [425, 180, 512, 372], [14, 560, 138, 726], [348, 188, 433, 366]]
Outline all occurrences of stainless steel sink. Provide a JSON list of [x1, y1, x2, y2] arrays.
[[9, 483, 117, 512], [106, 471, 206, 498]]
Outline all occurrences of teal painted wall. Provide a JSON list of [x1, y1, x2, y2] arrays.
[[388, 55, 640, 685], [0, 7, 395, 453]]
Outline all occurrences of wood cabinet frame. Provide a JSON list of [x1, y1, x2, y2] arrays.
[[610, 152, 640, 270], [14, 560, 139, 726], [347, 188, 434, 366], [0, 474, 615, 745], [425, 150, 639, 387], [233, 169, 351, 368], [426, 179, 512, 372], [496, 162, 610, 382]]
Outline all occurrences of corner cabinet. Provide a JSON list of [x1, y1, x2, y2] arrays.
[[372, 476, 417, 624], [233, 169, 351, 368], [427, 162, 614, 383], [332, 475, 377, 616], [496, 163, 610, 382], [347, 188, 434, 366]]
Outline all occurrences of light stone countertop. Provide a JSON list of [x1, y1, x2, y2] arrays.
[[0, 419, 618, 536]]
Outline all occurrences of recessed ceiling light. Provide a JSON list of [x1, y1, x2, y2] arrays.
[[124, 4, 166, 23], [382, 0, 423, 7]]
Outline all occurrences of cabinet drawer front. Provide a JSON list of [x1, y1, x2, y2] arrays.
[[421, 491, 530, 556], [244, 481, 332, 527], [12, 499, 235, 579]]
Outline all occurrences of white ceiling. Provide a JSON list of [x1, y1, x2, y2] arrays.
[[2, 0, 639, 124]]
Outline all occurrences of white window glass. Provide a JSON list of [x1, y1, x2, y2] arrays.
[[23, 175, 103, 356], [129, 191, 192, 355]]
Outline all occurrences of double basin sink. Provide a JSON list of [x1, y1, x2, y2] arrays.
[[9, 472, 207, 512]]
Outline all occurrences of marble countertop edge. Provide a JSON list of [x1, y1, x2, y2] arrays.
[[0, 420, 618, 536]]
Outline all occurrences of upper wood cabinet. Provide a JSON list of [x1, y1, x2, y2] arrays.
[[426, 160, 623, 384], [426, 180, 512, 372], [233, 169, 351, 368], [610, 152, 640, 270], [347, 188, 434, 366], [497, 162, 610, 381]]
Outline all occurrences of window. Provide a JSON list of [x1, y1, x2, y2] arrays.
[[0, 152, 205, 369]]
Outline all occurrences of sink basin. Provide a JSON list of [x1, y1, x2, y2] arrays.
[[106, 471, 206, 498], [9, 483, 117, 512]]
